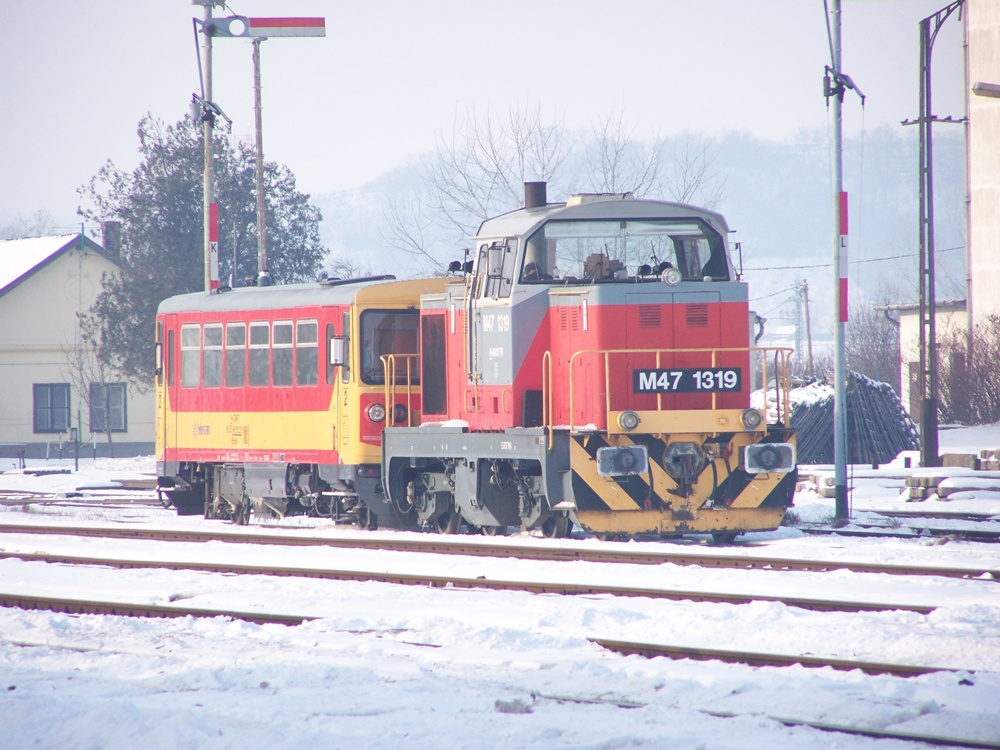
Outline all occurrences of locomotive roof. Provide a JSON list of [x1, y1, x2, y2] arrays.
[[157, 277, 447, 316], [473, 196, 731, 242]]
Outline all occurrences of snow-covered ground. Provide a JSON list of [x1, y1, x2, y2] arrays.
[[2, 425, 1000, 749]]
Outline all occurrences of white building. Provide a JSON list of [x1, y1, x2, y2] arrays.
[[0, 233, 154, 461]]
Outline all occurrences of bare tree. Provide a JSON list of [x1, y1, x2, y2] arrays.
[[663, 134, 726, 209], [380, 103, 727, 271], [381, 101, 569, 271], [425, 101, 569, 237], [581, 109, 664, 196], [845, 285, 905, 395], [939, 315, 1000, 425], [0, 210, 55, 240], [324, 254, 381, 280], [380, 190, 447, 271], [62, 328, 119, 458]]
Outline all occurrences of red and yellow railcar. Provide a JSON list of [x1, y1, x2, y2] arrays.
[[156, 276, 448, 526]]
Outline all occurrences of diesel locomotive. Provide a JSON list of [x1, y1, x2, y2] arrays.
[[156, 183, 796, 540]]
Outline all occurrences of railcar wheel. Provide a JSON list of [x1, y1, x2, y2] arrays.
[[480, 525, 508, 537], [435, 510, 461, 535], [541, 515, 570, 539], [711, 532, 739, 545]]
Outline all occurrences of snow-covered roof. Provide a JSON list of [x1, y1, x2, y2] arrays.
[[0, 234, 114, 299]]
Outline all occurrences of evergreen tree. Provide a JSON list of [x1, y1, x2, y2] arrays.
[[78, 114, 325, 388]]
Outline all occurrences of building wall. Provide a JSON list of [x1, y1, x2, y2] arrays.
[[0, 244, 154, 458], [897, 303, 968, 421], [968, 0, 1000, 322]]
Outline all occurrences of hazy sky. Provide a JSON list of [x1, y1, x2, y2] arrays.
[[0, 1, 965, 230]]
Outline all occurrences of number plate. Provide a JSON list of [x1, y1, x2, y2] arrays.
[[633, 367, 742, 394]]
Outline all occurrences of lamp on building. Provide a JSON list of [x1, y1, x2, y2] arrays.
[[972, 82, 1000, 98]]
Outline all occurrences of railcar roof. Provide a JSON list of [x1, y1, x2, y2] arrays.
[[157, 277, 446, 316], [473, 197, 731, 242]]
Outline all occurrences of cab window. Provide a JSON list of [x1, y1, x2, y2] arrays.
[[359, 310, 420, 385]]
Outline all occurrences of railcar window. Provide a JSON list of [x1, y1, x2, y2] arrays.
[[249, 322, 270, 387], [359, 310, 420, 386], [326, 323, 336, 385], [167, 329, 175, 387], [181, 324, 200, 388], [272, 321, 294, 387], [156, 321, 164, 387], [225, 323, 246, 388], [519, 218, 729, 283], [342, 311, 351, 384], [203, 324, 223, 388], [296, 320, 318, 386]]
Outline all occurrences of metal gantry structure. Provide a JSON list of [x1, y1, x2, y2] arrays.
[[914, 0, 965, 469]]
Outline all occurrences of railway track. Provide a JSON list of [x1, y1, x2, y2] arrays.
[[801, 523, 1000, 544], [0, 592, 957, 677], [0, 548, 944, 614], [3, 590, 991, 750], [1, 521, 997, 580]]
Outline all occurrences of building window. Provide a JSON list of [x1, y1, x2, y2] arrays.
[[33, 383, 70, 433], [89, 383, 127, 433]]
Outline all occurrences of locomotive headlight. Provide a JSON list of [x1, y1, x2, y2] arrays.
[[660, 267, 683, 286], [740, 408, 764, 429], [392, 403, 409, 424], [618, 410, 640, 431], [367, 403, 387, 423]]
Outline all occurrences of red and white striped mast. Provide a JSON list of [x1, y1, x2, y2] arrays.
[[824, 0, 864, 523]]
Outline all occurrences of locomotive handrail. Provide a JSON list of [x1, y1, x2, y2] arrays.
[[542, 350, 554, 449], [565, 346, 795, 433], [381, 354, 419, 427]]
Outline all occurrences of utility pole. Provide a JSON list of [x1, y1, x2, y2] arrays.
[[253, 38, 270, 286], [800, 279, 815, 378], [193, 0, 225, 294], [824, 0, 864, 524], [909, 1, 964, 469]]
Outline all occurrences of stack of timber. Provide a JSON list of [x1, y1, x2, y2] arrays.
[[790, 372, 920, 465]]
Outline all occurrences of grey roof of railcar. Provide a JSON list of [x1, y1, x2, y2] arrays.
[[157, 278, 389, 315], [473, 197, 731, 242]]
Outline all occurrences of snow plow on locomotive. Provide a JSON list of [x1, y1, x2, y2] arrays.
[[156, 183, 797, 540]]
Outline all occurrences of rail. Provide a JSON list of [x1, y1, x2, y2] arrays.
[[554, 346, 793, 441]]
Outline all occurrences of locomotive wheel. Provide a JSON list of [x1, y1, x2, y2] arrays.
[[435, 510, 462, 535], [541, 515, 570, 539], [358, 506, 379, 531]]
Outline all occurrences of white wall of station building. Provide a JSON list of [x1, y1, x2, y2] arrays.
[[0, 234, 154, 462]]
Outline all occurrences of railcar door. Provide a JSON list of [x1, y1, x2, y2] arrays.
[[158, 314, 180, 470]]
